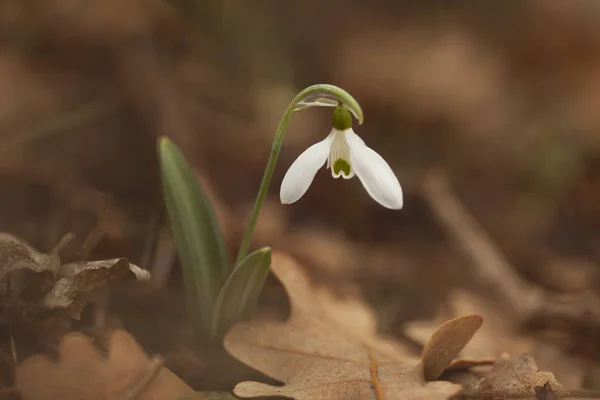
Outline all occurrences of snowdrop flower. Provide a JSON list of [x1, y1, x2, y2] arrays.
[[280, 104, 403, 209]]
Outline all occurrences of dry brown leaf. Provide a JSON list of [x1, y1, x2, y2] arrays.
[[0, 233, 61, 279], [420, 314, 483, 381], [405, 290, 586, 389], [444, 355, 600, 398], [535, 381, 558, 400], [15, 329, 199, 400], [458, 354, 569, 399], [225, 252, 482, 400], [43, 258, 150, 318], [0, 233, 151, 341], [405, 290, 530, 361]]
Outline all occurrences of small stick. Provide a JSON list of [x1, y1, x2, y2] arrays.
[[420, 170, 542, 317], [79, 193, 115, 260], [6, 277, 17, 365], [51, 233, 76, 255], [149, 223, 177, 290]]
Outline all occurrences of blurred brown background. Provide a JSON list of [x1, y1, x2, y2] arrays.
[[2, 0, 600, 392]]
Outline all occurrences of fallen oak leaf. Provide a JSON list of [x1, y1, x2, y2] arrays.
[[225, 252, 481, 400], [15, 329, 199, 400]]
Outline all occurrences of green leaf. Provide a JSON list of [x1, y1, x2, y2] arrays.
[[211, 247, 271, 341], [159, 137, 229, 332]]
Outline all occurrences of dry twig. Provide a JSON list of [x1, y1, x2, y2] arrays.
[[421, 170, 600, 329], [421, 170, 542, 316]]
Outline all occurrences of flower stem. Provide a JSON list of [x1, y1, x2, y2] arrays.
[[234, 84, 363, 265], [234, 105, 293, 265]]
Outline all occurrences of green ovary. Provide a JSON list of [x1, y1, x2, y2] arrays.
[[333, 159, 351, 177], [332, 104, 353, 130]]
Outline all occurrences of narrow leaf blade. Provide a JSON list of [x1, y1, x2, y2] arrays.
[[212, 248, 271, 341], [159, 137, 229, 331]]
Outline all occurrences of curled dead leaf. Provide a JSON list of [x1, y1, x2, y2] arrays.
[[15, 329, 198, 400], [225, 252, 473, 400], [0, 233, 61, 279], [0, 233, 151, 341], [43, 258, 150, 316], [458, 354, 569, 398]]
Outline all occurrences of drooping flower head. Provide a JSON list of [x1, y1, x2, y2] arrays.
[[280, 103, 403, 209]]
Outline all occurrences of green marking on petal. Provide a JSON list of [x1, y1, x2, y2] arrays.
[[333, 159, 351, 177]]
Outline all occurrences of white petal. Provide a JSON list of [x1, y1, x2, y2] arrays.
[[345, 129, 403, 209], [280, 132, 334, 204]]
